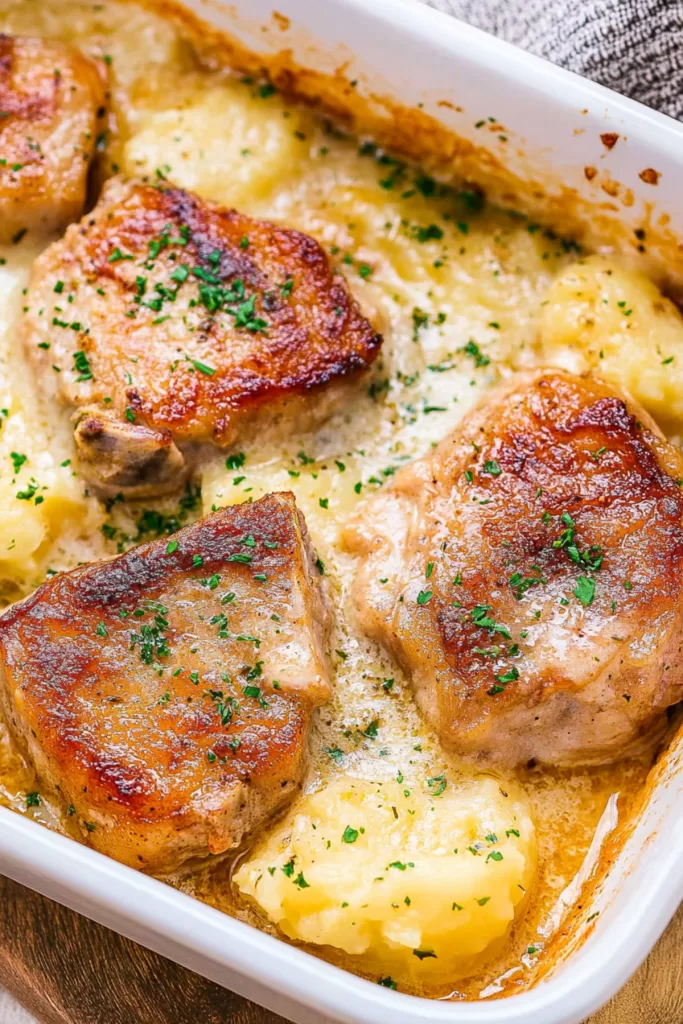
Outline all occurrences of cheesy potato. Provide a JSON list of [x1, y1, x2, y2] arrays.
[[538, 255, 683, 429], [123, 71, 306, 206], [0, 250, 102, 593], [234, 775, 536, 981]]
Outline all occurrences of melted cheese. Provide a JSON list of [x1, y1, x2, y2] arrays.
[[0, 0, 658, 1001]]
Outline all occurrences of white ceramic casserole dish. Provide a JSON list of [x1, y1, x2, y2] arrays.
[[2, 1, 683, 1021]]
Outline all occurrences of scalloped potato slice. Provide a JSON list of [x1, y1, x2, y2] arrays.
[[0, 390, 102, 583], [234, 775, 535, 982], [0, 248, 102, 592], [538, 255, 683, 428], [0, 456, 97, 581], [122, 75, 305, 207]]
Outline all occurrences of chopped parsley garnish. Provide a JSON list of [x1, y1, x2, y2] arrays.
[[170, 264, 189, 283], [243, 684, 269, 708], [225, 452, 246, 470], [108, 246, 133, 262], [16, 480, 40, 502], [226, 552, 253, 564], [509, 570, 544, 600], [473, 646, 500, 658], [210, 689, 240, 726], [494, 667, 519, 684], [574, 575, 596, 607], [130, 605, 170, 666], [342, 826, 359, 844], [427, 774, 447, 796], [461, 339, 490, 367], [73, 350, 93, 382], [189, 357, 216, 376], [471, 605, 511, 638], [552, 512, 603, 570], [414, 223, 443, 243]]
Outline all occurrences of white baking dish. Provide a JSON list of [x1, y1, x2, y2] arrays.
[[2, 1, 683, 1021]]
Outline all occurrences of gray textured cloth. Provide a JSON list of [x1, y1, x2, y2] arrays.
[[2, 1, 680, 1022], [421, 0, 683, 120]]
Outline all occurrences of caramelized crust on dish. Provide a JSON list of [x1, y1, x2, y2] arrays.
[[344, 369, 683, 767], [0, 34, 106, 243], [0, 492, 332, 873], [22, 177, 382, 496]]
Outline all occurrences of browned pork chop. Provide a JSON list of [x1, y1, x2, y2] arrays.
[[344, 369, 683, 767], [22, 177, 382, 497], [0, 34, 106, 243], [0, 493, 332, 873]]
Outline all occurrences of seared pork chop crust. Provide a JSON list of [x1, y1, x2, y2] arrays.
[[0, 35, 106, 242], [344, 370, 683, 766], [0, 493, 332, 873], [23, 177, 382, 496]]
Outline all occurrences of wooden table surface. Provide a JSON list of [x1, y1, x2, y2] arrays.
[[0, 875, 681, 1024]]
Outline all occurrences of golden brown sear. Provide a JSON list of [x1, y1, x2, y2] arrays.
[[0, 34, 106, 243], [344, 369, 683, 767], [0, 492, 332, 874], [23, 177, 382, 497]]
